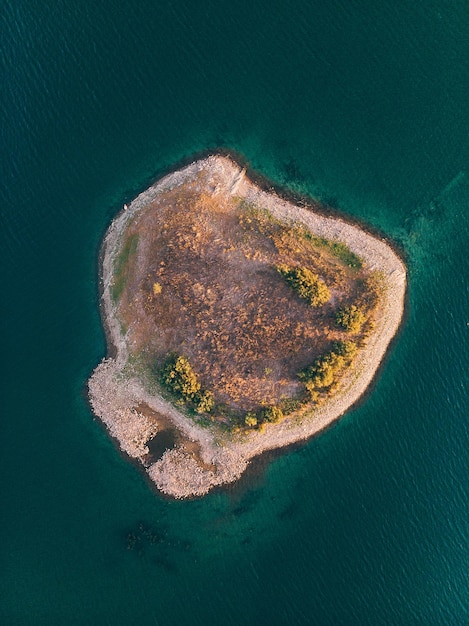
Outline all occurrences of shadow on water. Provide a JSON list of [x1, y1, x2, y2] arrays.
[[122, 519, 195, 573]]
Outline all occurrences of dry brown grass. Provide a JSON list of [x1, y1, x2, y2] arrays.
[[112, 179, 380, 417]]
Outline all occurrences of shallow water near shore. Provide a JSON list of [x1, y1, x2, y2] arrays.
[[2, 0, 469, 623]]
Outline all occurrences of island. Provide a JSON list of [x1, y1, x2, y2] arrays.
[[88, 154, 406, 498]]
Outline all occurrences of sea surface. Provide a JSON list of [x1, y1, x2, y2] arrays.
[[2, 0, 469, 624]]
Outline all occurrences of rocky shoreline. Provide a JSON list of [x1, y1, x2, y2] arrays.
[[88, 154, 407, 499]]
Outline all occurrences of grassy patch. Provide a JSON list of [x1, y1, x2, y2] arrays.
[[301, 232, 363, 269], [111, 233, 139, 302], [237, 201, 362, 269]]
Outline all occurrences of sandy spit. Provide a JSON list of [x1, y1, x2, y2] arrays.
[[88, 155, 406, 499]]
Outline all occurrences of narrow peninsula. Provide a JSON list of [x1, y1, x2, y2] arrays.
[[88, 155, 406, 498]]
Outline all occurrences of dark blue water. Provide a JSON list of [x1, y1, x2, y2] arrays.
[[2, 1, 469, 623]]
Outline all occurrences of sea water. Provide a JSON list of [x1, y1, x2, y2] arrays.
[[2, 0, 469, 623]]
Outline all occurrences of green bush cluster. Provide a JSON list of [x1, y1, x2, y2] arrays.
[[300, 352, 345, 389], [243, 404, 284, 429], [278, 396, 305, 415], [335, 305, 365, 333], [332, 340, 358, 358], [261, 405, 284, 423], [161, 354, 214, 414], [244, 412, 258, 427], [299, 340, 357, 394], [243, 339, 359, 428], [277, 265, 330, 307], [194, 389, 215, 414], [242, 339, 359, 427], [162, 354, 200, 398]]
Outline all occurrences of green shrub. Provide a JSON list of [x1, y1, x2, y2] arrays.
[[300, 353, 344, 389], [194, 389, 215, 414], [304, 383, 319, 403], [299, 338, 360, 398], [161, 354, 216, 414], [277, 265, 330, 307], [161, 354, 201, 400], [300, 338, 359, 391], [332, 340, 358, 358], [278, 397, 304, 415], [335, 305, 365, 333], [244, 412, 258, 428], [261, 405, 284, 423]]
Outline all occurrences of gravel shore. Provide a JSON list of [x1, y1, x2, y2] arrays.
[[88, 155, 406, 499]]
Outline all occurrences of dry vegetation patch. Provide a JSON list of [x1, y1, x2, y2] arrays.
[[111, 177, 383, 428]]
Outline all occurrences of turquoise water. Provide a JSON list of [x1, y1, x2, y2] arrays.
[[2, 0, 469, 623]]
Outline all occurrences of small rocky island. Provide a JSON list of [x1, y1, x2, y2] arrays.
[[88, 154, 406, 498]]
